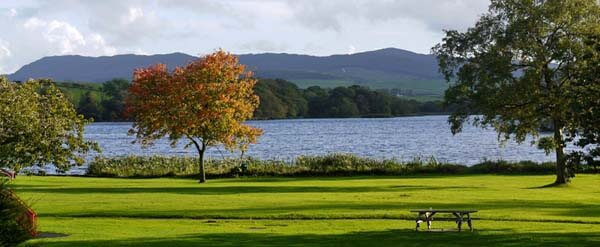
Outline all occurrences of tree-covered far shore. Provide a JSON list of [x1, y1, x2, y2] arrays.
[[53, 78, 449, 122]]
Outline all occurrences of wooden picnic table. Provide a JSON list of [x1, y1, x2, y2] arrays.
[[410, 209, 477, 232]]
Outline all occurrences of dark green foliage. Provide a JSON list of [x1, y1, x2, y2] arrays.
[[0, 179, 33, 247], [68, 78, 447, 121], [77, 92, 102, 121], [254, 79, 308, 119], [0, 77, 99, 172], [86, 154, 573, 178], [60, 79, 130, 122], [565, 33, 600, 172], [469, 160, 557, 174], [432, 0, 600, 184], [100, 79, 129, 121], [299, 85, 446, 118]]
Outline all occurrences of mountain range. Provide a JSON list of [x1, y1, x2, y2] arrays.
[[8, 48, 446, 96]]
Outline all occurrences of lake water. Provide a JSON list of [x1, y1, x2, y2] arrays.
[[79, 115, 553, 169]]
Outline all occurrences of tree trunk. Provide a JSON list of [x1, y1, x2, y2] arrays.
[[553, 120, 569, 185], [188, 137, 207, 183], [198, 146, 206, 183]]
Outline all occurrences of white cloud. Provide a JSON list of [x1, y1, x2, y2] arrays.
[[284, 0, 489, 32], [0, 14, 117, 73], [8, 8, 17, 17], [88, 34, 118, 55], [24, 18, 85, 53], [128, 7, 144, 23], [23, 17, 115, 55], [0, 39, 12, 74], [86, 4, 167, 46], [0, 0, 493, 74], [0, 40, 11, 57], [239, 40, 288, 53], [347, 45, 356, 55]]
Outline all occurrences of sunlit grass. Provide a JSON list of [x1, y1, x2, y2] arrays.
[[14, 175, 600, 246]]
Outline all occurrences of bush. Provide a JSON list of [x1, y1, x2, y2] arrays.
[[0, 178, 35, 247], [86, 154, 563, 178], [468, 160, 555, 174]]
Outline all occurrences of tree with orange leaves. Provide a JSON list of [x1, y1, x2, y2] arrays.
[[125, 50, 263, 183]]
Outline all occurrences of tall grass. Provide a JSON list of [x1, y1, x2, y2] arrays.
[[86, 154, 567, 178]]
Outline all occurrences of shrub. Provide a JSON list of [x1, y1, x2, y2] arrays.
[[0, 178, 35, 247], [86, 154, 567, 178], [468, 160, 556, 174]]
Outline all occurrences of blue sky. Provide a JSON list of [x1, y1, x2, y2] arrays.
[[0, 0, 489, 74]]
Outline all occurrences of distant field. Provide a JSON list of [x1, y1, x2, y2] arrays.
[[290, 79, 357, 88], [290, 78, 447, 97], [15, 175, 600, 246], [398, 95, 443, 102], [55, 82, 103, 105]]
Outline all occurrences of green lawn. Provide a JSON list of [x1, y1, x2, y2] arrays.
[[55, 82, 103, 105], [14, 175, 600, 246]]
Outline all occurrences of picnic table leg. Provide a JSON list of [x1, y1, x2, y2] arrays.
[[415, 213, 423, 231], [426, 212, 435, 230], [453, 213, 463, 232], [467, 213, 473, 232]]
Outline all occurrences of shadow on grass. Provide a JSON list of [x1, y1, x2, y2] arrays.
[[13, 185, 484, 195], [24, 229, 600, 247], [525, 182, 570, 189], [37, 199, 600, 224]]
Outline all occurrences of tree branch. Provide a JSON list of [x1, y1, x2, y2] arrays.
[[187, 135, 203, 154]]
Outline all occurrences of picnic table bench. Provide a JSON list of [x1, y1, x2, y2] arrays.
[[411, 209, 477, 232]]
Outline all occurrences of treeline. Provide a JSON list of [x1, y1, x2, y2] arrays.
[[254, 79, 448, 119], [61, 78, 448, 121]]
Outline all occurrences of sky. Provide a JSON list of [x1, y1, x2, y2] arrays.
[[0, 0, 490, 74]]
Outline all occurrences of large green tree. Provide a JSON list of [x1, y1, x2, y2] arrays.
[[0, 77, 99, 173], [565, 34, 600, 170], [433, 0, 600, 184]]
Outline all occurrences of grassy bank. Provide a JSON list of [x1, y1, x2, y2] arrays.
[[12, 174, 600, 246], [86, 154, 570, 178]]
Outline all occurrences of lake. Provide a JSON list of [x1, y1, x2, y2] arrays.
[[77, 115, 553, 172]]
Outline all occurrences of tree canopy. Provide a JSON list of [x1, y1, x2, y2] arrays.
[[101, 78, 129, 121], [125, 50, 263, 183], [0, 77, 99, 173], [433, 0, 600, 184]]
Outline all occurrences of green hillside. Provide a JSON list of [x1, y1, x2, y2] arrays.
[[290, 78, 446, 101], [56, 82, 104, 105]]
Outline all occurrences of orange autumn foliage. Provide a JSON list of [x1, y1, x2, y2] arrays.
[[125, 50, 263, 182]]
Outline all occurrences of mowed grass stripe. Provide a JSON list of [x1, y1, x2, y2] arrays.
[[22, 218, 600, 247], [14, 175, 600, 223]]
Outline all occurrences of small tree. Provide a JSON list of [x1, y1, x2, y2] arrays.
[[77, 91, 102, 121], [0, 77, 99, 173], [432, 0, 600, 184], [126, 50, 263, 183], [101, 78, 130, 121]]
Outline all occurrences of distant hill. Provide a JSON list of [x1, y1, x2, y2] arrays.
[[9, 52, 197, 84], [9, 48, 447, 96]]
